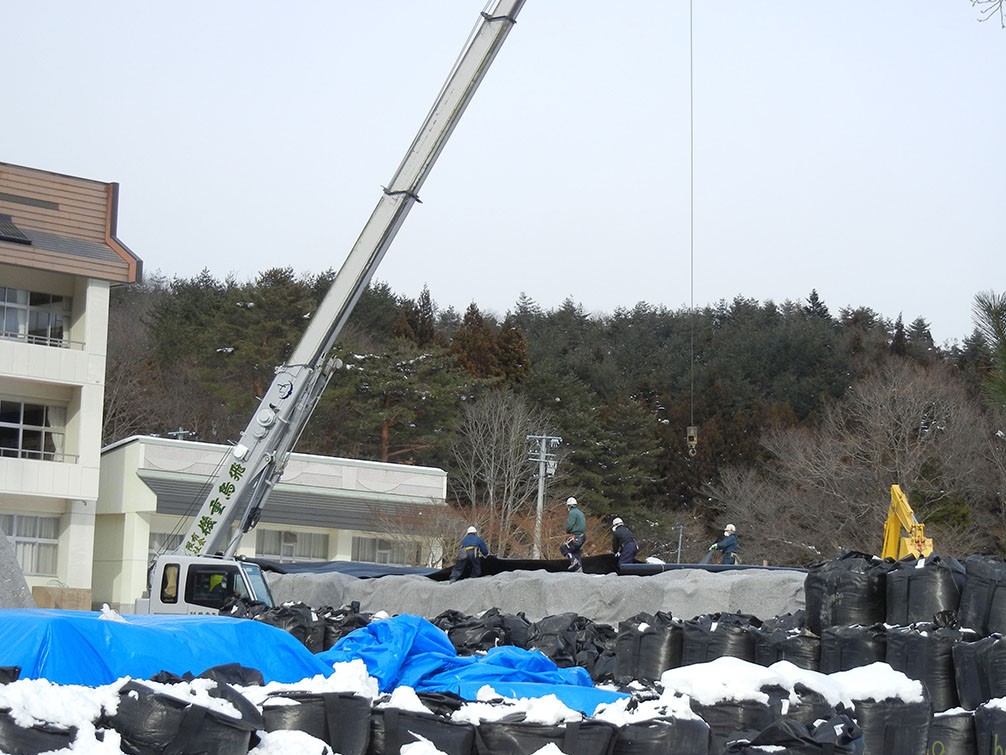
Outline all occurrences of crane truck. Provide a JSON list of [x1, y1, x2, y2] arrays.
[[134, 0, 526, 615]]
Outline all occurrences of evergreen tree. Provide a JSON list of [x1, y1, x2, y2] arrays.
[[972, 290, 1006, 409], [906, 317, 937, 365], [803, 289, 830, 319], [495, 316, 531, 384], [452, 303, 499, 379], [890, 314, 908, 356]]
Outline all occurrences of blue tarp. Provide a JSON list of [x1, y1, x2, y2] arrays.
[[0, 610, 627, 714], [0, 609, 333, 686], [320, 614, 628, 714]]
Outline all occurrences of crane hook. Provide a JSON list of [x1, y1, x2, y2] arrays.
[[686, 425, 698, 457]]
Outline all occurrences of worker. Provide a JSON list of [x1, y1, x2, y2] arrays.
[[560, 496, 587, 572], [708, 523, 739, 565], [449, 525, 489, 583], [610, 517, 638, 565]]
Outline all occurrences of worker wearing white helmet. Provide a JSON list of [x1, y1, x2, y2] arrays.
[[449, 525, 489, 583], [560, 497, 587, 571], [610, 517, 638, 565], [708, 523, 739, 565]]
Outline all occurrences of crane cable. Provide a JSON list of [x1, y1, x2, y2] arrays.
[[686, 0, 698, 458]]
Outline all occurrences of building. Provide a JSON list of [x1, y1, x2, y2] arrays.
[[0, 161, 141, 606], [2, 161, 452, 612], [96, 435, 450, 612]]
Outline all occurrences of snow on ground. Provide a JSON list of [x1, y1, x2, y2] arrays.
[[0, 653, 928, 754]]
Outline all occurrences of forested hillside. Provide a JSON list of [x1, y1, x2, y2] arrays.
[[104, 271, 1006, 566]]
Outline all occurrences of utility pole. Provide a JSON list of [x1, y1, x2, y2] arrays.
[[527, 434, 561, 558]]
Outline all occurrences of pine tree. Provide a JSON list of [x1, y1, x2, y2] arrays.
[[452, 303, 499, 379]]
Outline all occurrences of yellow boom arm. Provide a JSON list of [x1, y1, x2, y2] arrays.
[[881, 484, 934, 560]]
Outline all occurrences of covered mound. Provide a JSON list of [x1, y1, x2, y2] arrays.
[[268, 566, 807, 626]]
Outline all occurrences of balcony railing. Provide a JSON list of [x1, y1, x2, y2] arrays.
[[0, 330, 85, 350], [0, 448, 78, 463]]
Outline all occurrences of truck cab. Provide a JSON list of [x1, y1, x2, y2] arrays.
[[135, 555, 275, 615]]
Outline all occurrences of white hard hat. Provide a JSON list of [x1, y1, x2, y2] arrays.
[[466, 526, 477, 534], [724, 523, 736, 532], [566, 497, 578, 507], [611, 517, 623, 531]]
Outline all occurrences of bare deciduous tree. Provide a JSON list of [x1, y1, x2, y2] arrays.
[[711, 358, 1000, 563], [103, 286, 162, 444], [450, 390, 555, 556], [370, 500, 467, 568], [973, 0, 1006, 27]]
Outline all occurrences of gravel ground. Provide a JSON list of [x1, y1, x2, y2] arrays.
[[268, 567, 807, 626]]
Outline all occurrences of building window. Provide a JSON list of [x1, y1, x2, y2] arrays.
[[255, 529, 329, 562], [0, 400, 67, 461], [0, 514, 59, 576], [351, 536, 421, 566], [0, 287, 72, 347], [148, 532, 183, 560]]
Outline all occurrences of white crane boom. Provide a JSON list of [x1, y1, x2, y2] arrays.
[[173, 0, 525, 561]]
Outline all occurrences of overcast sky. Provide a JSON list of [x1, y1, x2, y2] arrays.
[[6, 2, 1004, 345]]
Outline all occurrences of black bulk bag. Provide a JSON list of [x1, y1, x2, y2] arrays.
[[254, 601, 327, 653], [852, 697, 930, 755], [722, 714, 865, 754], [690, 698, 782, 754], [760, 610, 808, 632], [610, 715, 711, 755], [319, 602, 373, 649], [0, 667, 20, 684], [753, 627, 821, 671], [105, 679, 263, 755], [927, 710, 976, 755], [369, 707, 476, 755], [474, 718, 617, 755], [952, 634, 1006, 711], [804, 552, 895, 635], [886, 623, 977, 712], [614, 611, 683, 684], [198, 663, 265, 687], [499, 611, 532, 650], [975, 700, 1006, 755], [765, 683, 838, 727], [525, 613, 581, 668], [960, 555, 1006, 637], [586, 644, 617, 684], [219, 597, 270, 620], [0, 709, 77, 755], [885, 554, 967, 627], [681, 613, 760, 666], [573, 619, 618, 682], [262, 690, 371, 755], [819, 624, 887, 674], [525, 612, 617, 678], [432, 608, 512, 655]]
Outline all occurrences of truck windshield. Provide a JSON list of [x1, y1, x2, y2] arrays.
[[240, 562, 275, 607]]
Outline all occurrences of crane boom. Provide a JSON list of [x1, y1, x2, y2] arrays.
[[174, 0, 526, 560]]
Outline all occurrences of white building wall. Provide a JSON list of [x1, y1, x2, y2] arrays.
[[96, 437, 450, 612], [0, 266, 110, 597]]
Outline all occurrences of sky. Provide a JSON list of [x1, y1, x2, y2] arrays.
[[5, 1, 1004, 346]]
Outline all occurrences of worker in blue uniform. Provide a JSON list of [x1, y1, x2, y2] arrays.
[[610, 517, 638, 565], [708, 523, 739, 565], [450, 526, 489, 582]]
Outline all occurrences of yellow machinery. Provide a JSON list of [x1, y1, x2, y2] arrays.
[[881, 484, 934, 559]]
